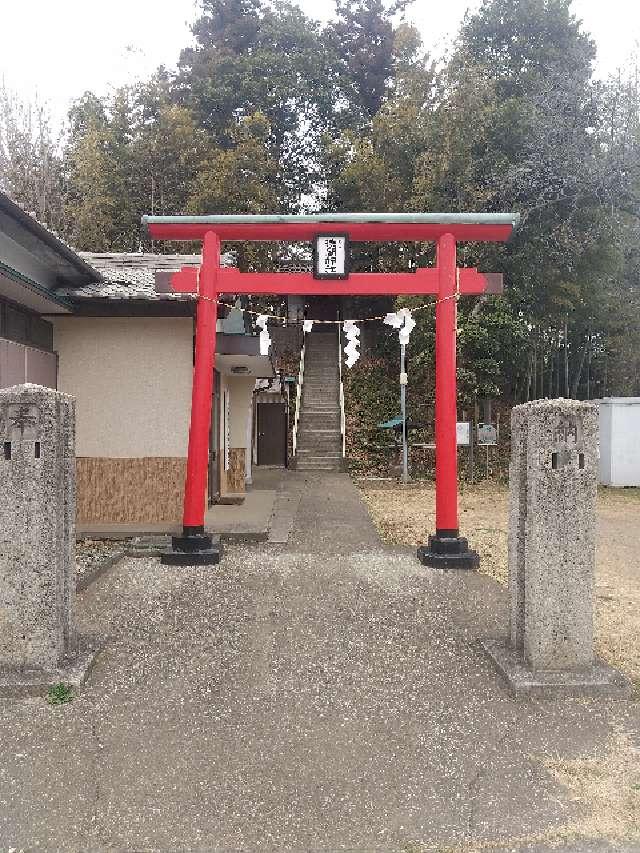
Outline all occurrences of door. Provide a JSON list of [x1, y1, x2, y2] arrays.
[[257, 402, 287, 466]]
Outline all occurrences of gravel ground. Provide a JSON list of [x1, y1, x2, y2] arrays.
[[5, 545, 638, 851], [358, 482, 640, 683], [1, 474, 638, 850]]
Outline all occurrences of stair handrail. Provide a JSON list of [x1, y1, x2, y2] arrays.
[[337, 310, 346, 458], [292, 326, 306, 458]]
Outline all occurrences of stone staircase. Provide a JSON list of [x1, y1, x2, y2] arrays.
[[295, 329, 344, 471]]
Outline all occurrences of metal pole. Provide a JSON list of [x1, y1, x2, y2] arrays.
[[564, 315, 570, 398], [401, 342, 408, 483]]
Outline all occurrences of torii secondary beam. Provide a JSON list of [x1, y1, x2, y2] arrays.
[[170, 266, 504, 297]]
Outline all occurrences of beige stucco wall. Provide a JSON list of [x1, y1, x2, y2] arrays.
[[52, 317, 193, 458], [218, 373, 254, 452], [227, 375, 255, 446]]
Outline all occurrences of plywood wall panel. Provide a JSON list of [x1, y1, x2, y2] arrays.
[[77, 457, 186, 523], [226, 448, 246, 493]]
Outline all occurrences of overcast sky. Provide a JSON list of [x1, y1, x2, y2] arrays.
[[1, 0, 638, 126]]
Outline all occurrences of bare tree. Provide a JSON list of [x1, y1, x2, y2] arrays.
[[0, 85, 66, 235]]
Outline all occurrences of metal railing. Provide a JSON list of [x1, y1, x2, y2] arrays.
[[337, 311, 346, 458], [292, 329, 306, 458]]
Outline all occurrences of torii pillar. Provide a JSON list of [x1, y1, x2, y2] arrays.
[[416, 233, 477, 569]]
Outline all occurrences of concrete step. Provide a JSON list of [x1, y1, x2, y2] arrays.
[[297, 453, 342, 461], [303, 384, 339, 390], [296, 461, 345, 471], [300, 419, 340, 429], [301, 401, 339, 410], [296, 452, 343, 460], [302, 402, 340, 407], [299, 432, 341, 439], [303, 385, 339, 391], [298, 407, 340, 420], [298, 449, 342, 456]]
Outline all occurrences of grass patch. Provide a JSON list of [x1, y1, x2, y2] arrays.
[[46, 682, 73, 705]]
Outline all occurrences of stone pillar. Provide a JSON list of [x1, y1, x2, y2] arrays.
[[484, 399, 628, 696], [511, 399, 597, 669], [0, 385, 97, 695]]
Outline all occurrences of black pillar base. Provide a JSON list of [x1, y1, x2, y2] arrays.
[[161, 526, 223, 566], [417, 530, 479, 570]]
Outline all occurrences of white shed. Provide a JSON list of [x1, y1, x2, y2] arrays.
[[599, 397, 640, 487]]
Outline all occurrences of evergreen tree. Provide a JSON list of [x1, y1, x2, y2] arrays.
[[64, 93, 122, 250], [175, 0, 340, 209]]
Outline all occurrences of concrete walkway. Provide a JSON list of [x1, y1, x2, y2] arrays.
[[1, 474, 638, 851], [283, 471, 383, 553]]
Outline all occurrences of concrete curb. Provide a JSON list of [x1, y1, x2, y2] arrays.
[[0, 637, 102, 698], [218, 531, 269, 544], [481, 638, 632, 699], [76, 551, 126, 592], [125, 532, 268, 556]]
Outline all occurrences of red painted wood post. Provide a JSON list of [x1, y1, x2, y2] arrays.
[[183, 230, 219, 530], [418, 233, 478, 568], [161, 231, 222, 564], [435, 232, 459, 535]]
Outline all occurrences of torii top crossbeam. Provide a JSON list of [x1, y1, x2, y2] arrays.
[[143, 211, 519, 242]]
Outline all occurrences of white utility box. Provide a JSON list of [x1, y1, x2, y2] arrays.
[[599, 397, 640, 486]]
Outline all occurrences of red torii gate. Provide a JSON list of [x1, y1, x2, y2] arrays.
[[143, 212, 519, 567]]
